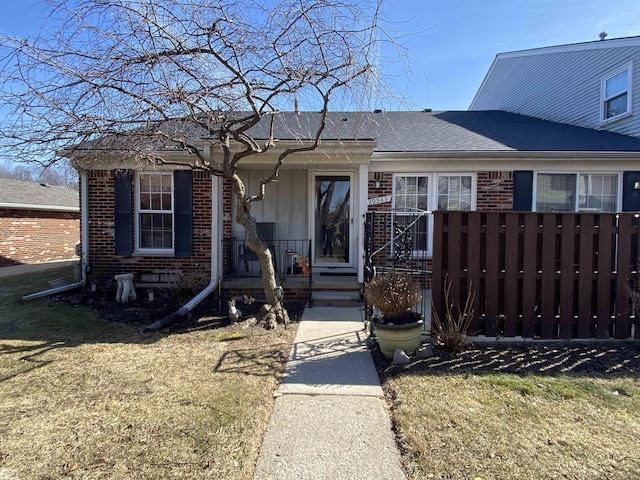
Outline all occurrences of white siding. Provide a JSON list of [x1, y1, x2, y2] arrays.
[[231, 169, 309, 240], [471, 44, 640, 138]]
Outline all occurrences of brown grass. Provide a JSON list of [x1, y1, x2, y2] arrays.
[[382, 347, 640, 480], [0, 267, 296, 480]]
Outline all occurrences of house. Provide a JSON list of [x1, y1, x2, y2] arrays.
[[0, 178, 80, 267], [68, 109, 640, 303], [470, 35, 640, 138]]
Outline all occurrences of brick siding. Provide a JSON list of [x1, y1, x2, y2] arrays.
[[86, 169, 213, 286], [476, 171, 514, 211], [0, 208, 80, 267]]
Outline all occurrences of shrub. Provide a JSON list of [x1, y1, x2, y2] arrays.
[[364, 273, 422, 319], [431, 280, 476, 353]]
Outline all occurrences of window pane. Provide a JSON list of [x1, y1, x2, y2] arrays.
[[606, 70, 628, 98], [579, 174, 617, 212], [438, 175, 472, 211], [536, 174, 576, 212], [605, 93, 628, 119]]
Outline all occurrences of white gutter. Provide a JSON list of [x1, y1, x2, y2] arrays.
[[0, 202, 79, 212], [22, 172, 88, 301], [144, 172, 221, 332]]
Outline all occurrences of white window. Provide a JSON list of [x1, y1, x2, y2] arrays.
[[601, 63, 633, 123], [535, 173, 619, 212], [393, 174, 474, 255], [136, 172, 174, 252], [394, 175, 429, 252]]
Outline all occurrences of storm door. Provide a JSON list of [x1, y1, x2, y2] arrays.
[[313, 174, 353, 267]]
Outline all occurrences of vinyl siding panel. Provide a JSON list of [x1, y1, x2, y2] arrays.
[[231, 169, 309, 240], [471, 44, 640, 138]]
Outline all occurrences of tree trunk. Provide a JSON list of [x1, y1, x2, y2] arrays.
[[230, 173, 289, 325]]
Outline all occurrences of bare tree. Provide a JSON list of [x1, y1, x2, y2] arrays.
[[0, 0, 400, 324]]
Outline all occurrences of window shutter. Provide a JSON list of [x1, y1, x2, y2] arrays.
[[114, 170, 133, 255], [622, 171, 640, 212], [174, 170, 193, 256], [513, 170, 534, 211]]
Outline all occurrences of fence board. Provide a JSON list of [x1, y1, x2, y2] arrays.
[[521, 214, 538, 339], [616, 215, 633, 339], [503, 213, 520, 337], [466, 213, 482, 335], [431, 212, 444, 324], [484, 213, 500, 337], [559, 214, 576, 339], [577, 215, 594, 338], [597, 215, 614, 338]]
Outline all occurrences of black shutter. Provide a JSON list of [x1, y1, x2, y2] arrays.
[[622, 171, 640, 212], [114, 170, 133, 255], [174, 170, 193, 256], [513, 170, 534, 211]]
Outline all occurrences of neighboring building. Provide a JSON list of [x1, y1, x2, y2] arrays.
[[470, 36, 640, 138], [68, 110, 640, 290], [0, 178, 80, 267]]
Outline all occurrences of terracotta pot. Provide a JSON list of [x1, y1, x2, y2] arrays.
[[372, 315, 424, 359]]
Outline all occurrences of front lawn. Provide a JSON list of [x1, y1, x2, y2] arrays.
[[0, 267, 295, 479], [381, 345, 640, 480]]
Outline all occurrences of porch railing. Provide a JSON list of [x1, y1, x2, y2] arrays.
[[224, 239, 313, 299]]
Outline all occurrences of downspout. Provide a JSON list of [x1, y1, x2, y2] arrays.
[[144, 171, 221, 332], [22, 170, 89, 301]]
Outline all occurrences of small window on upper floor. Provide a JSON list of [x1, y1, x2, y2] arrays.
[[601, 63, 633, 123]]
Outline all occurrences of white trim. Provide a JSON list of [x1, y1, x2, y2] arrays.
[[600, 61, 634, 124], [134, 171, 175, 255], [494, 36, 640, 60], [0, 202, 79, 212]]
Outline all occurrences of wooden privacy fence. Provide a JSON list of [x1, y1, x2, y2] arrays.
[[432, 212, 640, 340]]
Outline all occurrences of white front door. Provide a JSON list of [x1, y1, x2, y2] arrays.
[[312, 174, 354, 269]]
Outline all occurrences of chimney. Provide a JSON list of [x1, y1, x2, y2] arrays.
[[599, 31, 608, 41], [294, 97, 299, 114]]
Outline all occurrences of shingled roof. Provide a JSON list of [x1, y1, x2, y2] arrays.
[[0, 178, 79, 211], [245, 110, 640, 152], [71, 110, 640, 156]]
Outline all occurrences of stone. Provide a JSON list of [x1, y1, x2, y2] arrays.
[[392, 348, 411, 365], [416, 344, 435, 358]]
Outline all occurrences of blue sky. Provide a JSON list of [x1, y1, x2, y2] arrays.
[[1, 0, 640, 111]]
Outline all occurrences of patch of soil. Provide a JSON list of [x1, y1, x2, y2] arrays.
[[54, 287, 306, 331], [378, 342, 640, 378]]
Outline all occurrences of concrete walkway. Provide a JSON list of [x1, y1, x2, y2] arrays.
[[253, 307, 407, 480]]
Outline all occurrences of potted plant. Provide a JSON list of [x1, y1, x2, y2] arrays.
[[363, 273, 424, 358]]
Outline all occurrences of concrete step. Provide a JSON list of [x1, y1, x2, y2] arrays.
[[311, 290, 362, 308]]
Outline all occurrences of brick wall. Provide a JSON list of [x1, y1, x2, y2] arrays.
[[0, 208, 80, 267], [86, 169, 213, 286], [476, 171, 514, 211]]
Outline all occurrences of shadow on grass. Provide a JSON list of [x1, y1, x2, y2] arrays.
[[214, 343, 292, 377], [380, 343, 640, 379]]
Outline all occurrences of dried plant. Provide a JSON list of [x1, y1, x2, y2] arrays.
[[431, 280, 476, 353], [167, 267, 208, 304], [364, 273, 422, 319]]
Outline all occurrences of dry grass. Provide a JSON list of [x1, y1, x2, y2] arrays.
[[0, 266, 296, 480], [382, 347, 640, 480]]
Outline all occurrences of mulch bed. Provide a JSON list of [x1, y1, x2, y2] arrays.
[[378, 342, 640, 378], [54, 286, 305, 330]]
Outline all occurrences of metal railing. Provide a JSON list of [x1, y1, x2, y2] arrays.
[[363, 210, 432, 330]]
